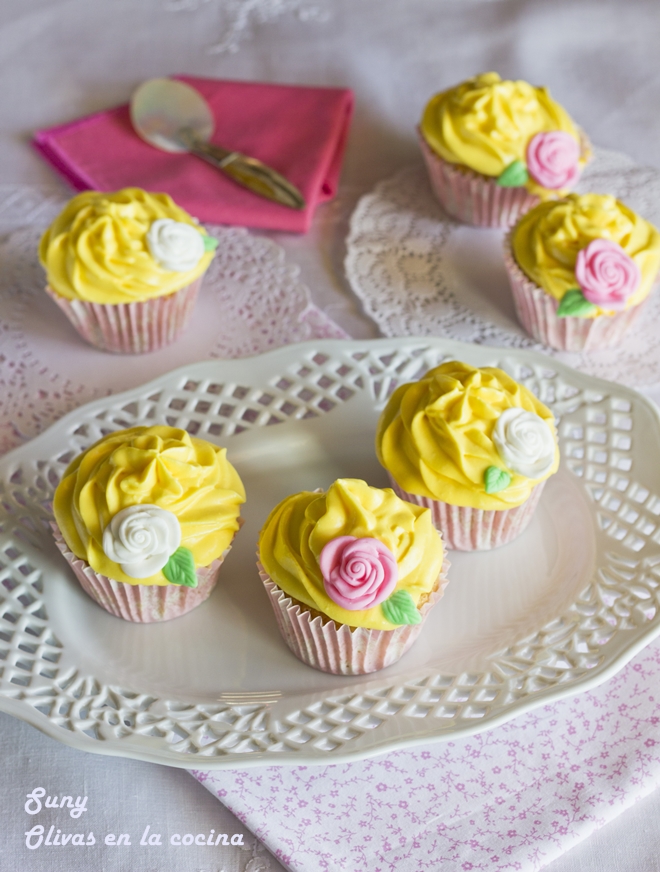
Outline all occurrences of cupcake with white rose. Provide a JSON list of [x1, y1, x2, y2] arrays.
[[258, 478, 448, 674], [51, 425, 245, 622], [505, 193, 660, 350], [39, 188, 218, 353], [375, 361, 559, 550]]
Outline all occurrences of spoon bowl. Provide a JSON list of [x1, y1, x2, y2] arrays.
[[131, 78, 214, 153]]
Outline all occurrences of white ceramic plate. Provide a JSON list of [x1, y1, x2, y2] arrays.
[[2, 338, 660, 770]]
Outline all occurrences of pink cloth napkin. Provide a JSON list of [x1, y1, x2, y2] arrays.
[[192, 637, 660, 871], [33, 76, 354, 233]]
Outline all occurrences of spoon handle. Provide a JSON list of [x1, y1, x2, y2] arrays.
[[186, 138, 305, 210]]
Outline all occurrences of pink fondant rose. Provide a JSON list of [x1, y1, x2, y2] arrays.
[[526, 131, 580, 190], [319, 536, 398, 611], [575, 238, 641, 310]]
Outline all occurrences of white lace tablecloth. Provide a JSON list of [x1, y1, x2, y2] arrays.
[[2, 1, 660, 871]]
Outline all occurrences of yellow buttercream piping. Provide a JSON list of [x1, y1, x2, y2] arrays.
[[511, 193, 660, 317], [258, 478, 445, 630], [53, 426, 245, 586], [420, 72, 588, 198], [375, 362, 559, 510], [39, 188, 214, 304]]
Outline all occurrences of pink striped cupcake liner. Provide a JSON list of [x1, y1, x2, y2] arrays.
[[258, 556, 450, 675], [389, 477, 545, 551], [503, 235, 647, 351], [418, 130, 539, 228], [52, 522, 228, 623], [45, 275, 203, 354]]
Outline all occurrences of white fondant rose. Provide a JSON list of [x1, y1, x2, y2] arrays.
[[492, 408, 556, 479], [102, 504, 181, 579], [146, 219, 205, 272]]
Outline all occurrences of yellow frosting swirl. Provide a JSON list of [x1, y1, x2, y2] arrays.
[[420, 72, 587, 197], [512, 193, 660, 316], [53, 426, 245, 586], [39, 188, 215, 304], [258, 478, 445, 630], [375, 362, 559, 510]]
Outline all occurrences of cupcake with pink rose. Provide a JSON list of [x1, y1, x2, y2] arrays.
[[375, 361, 559, 551], [257, 478, 448, 674], [505, 193, 660, 350], [51, 425, 245, 623], [419, 72, 591, 227], [39, 188, 218, 354]]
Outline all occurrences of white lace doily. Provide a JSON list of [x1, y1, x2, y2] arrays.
[[345, 147, 660, 388], [0, 187, 345, 455]]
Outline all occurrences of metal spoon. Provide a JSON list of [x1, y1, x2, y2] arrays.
[[130, 78, 305, 210]]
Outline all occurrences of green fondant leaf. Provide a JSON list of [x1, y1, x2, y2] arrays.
[[203, 235, 219, 252], [496, 159, 529, 188], [162, 547, 197, 588], [556, 288, 598, 318], [484, 465, 512, 494], [381, 589, 422, 626]]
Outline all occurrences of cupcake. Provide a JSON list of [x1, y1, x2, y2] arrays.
[[257, 478, 448, 675], [375, 361, 559, 551], [39, 188, 218, 353], [505, 193, 660, 351], [52, 425, 245, 622], [419, 72, 590, 228]]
